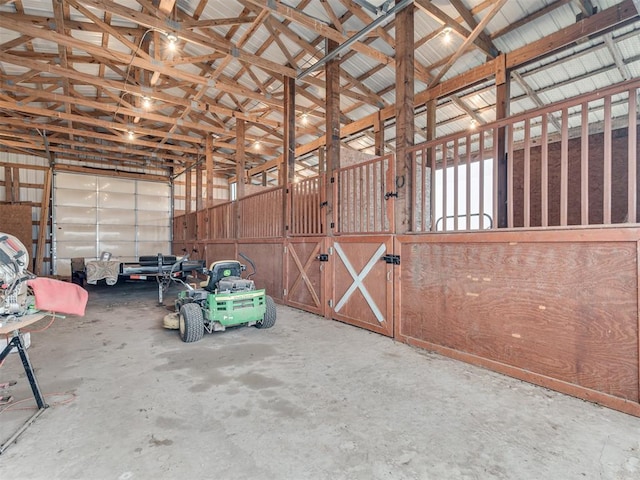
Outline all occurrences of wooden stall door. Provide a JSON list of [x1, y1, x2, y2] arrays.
[[284, 237, 327, 316], [329, 236, 394, 337]]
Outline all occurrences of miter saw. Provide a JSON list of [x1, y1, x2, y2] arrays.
[[0, 233, 35, 321]]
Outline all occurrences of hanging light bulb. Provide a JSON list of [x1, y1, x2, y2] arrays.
[[142, 96, 151, 109], [301, 113, 308, 125], [254, 140, 261, 150], [127, 130, 135, 140], [469, 119, 477, 130], [166, 33, 178, 51], [442, 27, 452, 44]]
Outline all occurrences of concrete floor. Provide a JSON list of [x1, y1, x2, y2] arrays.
[[1, 280, 639, 480]]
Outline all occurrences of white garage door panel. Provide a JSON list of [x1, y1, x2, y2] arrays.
[[137, 211, 170, 226], [56, 206, 98, 224], [99, 177, 135, 194], [53, 172, 171, 275], [56, 189, 97, 207], [56, 174, 96, 190], [138, 225, 166, 242], [99, 225, 136, 240], [97, 208, 137, 225], [97, 241, 136, 260], [55, 225, 96, 241], [98, 192, 134, 209], [57, 242, 98, 258], [137, 194, 171, 211], [136, 182, 169, 197], [138, 241, 172, 255]]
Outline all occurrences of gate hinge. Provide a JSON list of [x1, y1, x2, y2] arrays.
[[330, 177, 335, 183], [381, 254, 400, 265], [330, 222, 335, 228], [384, 191, 398, 200]]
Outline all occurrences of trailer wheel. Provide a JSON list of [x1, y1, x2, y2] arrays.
[[256, 295, 276, 329], [179, 303, 204, 342]]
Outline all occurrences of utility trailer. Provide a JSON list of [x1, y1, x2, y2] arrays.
[[74, 253, 205, 303]]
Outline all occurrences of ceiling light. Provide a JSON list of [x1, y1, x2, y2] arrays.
[[301, 113, 308, 125], [254, 141, 261, 150], [127, 130, 135, 140], [142, 96, 151, 108], [442, 27, 452, 44], [469, 119, 477, 130], [166, 33, 178, 51]]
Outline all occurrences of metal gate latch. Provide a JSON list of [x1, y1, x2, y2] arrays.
[[381, 254, 400, 265], [384, 191, 398, 200], [316, 254, 329, 262]]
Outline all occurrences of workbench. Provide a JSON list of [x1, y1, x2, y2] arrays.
[[0, 313, 48, 454]]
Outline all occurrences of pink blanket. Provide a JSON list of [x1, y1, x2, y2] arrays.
[[27, 278, 88, 316]]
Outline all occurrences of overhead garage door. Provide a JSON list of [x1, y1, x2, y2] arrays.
[[52, 172, 171, 276]]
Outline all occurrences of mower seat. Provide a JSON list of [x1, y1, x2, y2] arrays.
[[202, 260, 243, 292]]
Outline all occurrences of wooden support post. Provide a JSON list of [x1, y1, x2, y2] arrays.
[[374, 112, 384, 157], [235, 119, 245, 239], [425, 99, 436, 231], [283, 75, 296, 237], [184, 168, 192, 214], [394, 5, 415, 234], [283, 76, 296, 185], [35, 167, 52, 275], [235, 119, 246, 200], [495, 54, 510, 228], [206, 135, 214, 208], [318, 147, 325, 174], [325, 38, 340, 236], [4, 167, 12, 202], [11, 168, 20, 203], [195, 164, 203, 211]]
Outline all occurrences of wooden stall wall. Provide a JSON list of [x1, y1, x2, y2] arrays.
[[511, 125, 640, 227], [237, 240, 284, 303], [395, 229, 640, 417]]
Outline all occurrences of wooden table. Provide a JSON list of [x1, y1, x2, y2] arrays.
[[0, 313, 49, 454]]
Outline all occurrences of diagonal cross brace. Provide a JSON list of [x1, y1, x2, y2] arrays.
[[333, 242, 387, 323]]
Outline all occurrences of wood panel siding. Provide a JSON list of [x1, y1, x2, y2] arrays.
[[237, 240, 284, 302], [396, 230, 640, 416]]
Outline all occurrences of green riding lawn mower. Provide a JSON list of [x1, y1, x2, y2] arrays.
[[163, 254, 276, 343]]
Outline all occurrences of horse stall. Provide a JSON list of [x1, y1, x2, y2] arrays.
[[174, 79, 640, 417]]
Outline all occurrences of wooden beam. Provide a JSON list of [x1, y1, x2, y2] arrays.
[[283, 76, 296, 185], [34, 167, 51, 275], [428, 0, 508, 88], [326, 38, 340, 235], [414, 0, 496, 57], [235, 119, 246, 199], [206, 135, 214, 207], [495, 54, 510, 229], [394, 4, 414, 234], [243, 0, 393, 67]]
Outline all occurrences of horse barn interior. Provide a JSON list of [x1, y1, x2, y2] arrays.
[[1, 0, 640, 478]]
